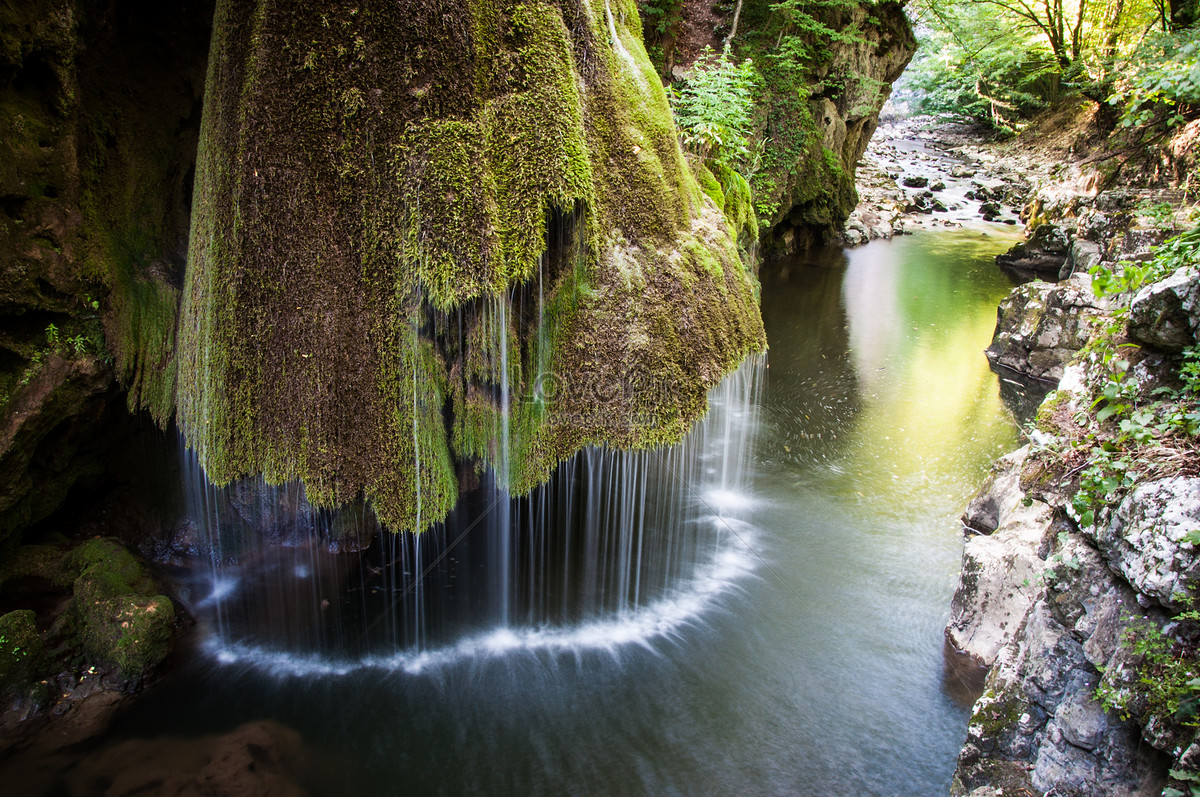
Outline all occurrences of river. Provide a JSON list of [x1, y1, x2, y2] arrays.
[[40, 229, 1021, 796]]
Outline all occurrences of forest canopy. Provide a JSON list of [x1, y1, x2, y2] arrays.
[[904, 0, 1200, 131]]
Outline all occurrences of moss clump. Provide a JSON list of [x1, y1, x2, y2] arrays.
[[69, 539, 174, 678], [177, 0, 766, 533], [0, 609, 44, 695]]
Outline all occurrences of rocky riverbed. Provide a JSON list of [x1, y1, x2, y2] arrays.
[[842, 116, 1029, 245]]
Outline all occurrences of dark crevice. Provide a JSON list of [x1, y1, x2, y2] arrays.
[[2, 195, 29, 220], [11, 52, 61, 105]]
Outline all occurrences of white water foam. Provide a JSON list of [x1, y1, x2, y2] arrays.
[[202, 514, 761, 678]]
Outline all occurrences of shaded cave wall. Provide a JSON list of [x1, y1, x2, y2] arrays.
[[0, 0, 916, 544], [0, 0, 213, 547]]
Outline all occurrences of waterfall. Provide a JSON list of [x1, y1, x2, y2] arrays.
[[180, 355, 765, 676]]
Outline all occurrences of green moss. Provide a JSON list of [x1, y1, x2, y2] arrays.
[[0, 609, 43, 695], [69, 538, 174, 678], [971, 686, 1028, 739], [177, 0, 765, 533], [1034, 389, 1069, 433], [77, 594, 173, 679]]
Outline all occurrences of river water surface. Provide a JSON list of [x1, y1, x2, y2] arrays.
[[97, 229, 1021, 796]]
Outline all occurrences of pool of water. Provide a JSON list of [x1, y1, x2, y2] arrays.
[[24, 229, 1023, 796]]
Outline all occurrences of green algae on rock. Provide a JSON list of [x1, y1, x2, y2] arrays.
[[0, 609, 44, 696], [178, 0, 766, 533], [70, 538, 175, 679]]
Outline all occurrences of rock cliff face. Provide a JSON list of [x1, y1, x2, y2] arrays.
[[0, 0, 214, 545], [748, 0, 917, 254], [949, 445, 1168, 796], [949, 215, 1200, 794]]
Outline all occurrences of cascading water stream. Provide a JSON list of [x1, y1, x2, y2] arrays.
[[177, 354, 765, 676]]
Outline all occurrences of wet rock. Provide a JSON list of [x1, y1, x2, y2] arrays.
[[67, 720, 308, 797], [1092, 477, 1200, 610], [1128, 267, 1200, 353], [985, 274, 1107, 382], [996, 224, 1071, 282], [951, 166, 977, 178], [980, 201, 1001, 221], [902, 175, 929, 188], [931, 180, 946, 191]]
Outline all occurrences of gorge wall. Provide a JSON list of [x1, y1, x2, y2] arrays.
[[1, 0, 914, 541]]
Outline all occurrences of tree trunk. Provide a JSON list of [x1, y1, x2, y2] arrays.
[[725, 0, 745, 51]]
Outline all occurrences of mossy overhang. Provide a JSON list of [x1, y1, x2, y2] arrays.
[[177, 0, 766, 533]]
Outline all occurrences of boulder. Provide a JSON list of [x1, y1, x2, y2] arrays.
[[1092, 477, 1200, 610], [996, 224, 1071, 282], [902, 175, 929, 188], [948, 448, 1053, 668], [1059, 240, 1103, 281], [1128, 267, 1200, 353], [985, 274, 1107, 383], [69, 539, 175, 679]]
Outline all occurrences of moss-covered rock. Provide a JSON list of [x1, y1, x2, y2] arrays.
[[728, 0, 916, 253], [177, 0, 766, 533], [69, 538, 174, 678], [77, 593, 173, 679], [0, 609, 44, 694]]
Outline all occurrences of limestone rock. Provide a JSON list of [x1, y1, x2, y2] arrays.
[[1060, 239, 1103, 280], [948, 447, 1053, 668], [996, 224, 1071, 282], [1093, 477, 1200, 610], [70, 539, 176, 679], [954, 600, 1166, 797], [985, 274, 1107, 383], [1128, 267, 1200, 353]]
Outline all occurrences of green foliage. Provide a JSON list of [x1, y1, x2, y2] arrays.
[[637, 0, 683, 35], [1111, 31, 1200, 128], [670, 49, 759, 172], [902, 20, 1062, 130], [768, 0, 866, 70], [1097, 608, 1200, 731], [906, 0, 1169, 130], [1090, 223, 1200, 301]]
